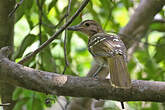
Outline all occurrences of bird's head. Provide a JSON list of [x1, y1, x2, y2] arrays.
[[68, 20, 104, 37]]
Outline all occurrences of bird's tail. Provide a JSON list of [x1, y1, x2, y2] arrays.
[[108, 55, 131, 88]]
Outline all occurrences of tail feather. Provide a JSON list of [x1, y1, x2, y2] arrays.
[[108, 55, 131, 88]]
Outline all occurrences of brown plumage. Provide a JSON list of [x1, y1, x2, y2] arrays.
[[68, 20, 131, 109], [68, 20, 131, 88]]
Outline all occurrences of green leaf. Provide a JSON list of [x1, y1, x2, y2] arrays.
[[121, 0, 133, 9], [150, 23, 165, 32], [14, 34, 37, 59], [42, 16, 56, 35], [31, 98, 44, 110], [144, 59, 157, 79], [135, 48, 163, 80], [40, 34, 56, 72], [15, 0, 34, 22], [13, 97, 30, 110], [135, 49, 149, 65], [128, 59, 136, 73], [25, 14, 35, 30], [154, 37, 165, 63], [76, 32, 88, 43], [48, 0, 58, 11], [13, 88, 23, 100]]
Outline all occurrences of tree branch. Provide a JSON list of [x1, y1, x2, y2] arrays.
[[8, 0, 24, 17], [119, 0, 165, 48], [0, 47, 165, 102]]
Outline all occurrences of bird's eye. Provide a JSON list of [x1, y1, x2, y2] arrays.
[[85, 23, 90, 27]]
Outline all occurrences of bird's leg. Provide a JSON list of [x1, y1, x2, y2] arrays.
[[92, 64, 104, 77], [121, 102, 125, 109]]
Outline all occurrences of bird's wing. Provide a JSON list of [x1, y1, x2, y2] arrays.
[[88, 33, 126, 59], [88, 33, 131, 88]]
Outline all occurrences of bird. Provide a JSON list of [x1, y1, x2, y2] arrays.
[[68, 20, 131, 109]]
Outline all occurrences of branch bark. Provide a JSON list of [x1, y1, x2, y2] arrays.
[[0, 47, 165, 102]]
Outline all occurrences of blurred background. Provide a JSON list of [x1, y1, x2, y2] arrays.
[[0, 0, 165, 110]]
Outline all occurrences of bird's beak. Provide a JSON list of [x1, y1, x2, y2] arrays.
[[67, 24, 81, 31]]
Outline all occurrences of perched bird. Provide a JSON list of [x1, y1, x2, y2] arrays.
[[68, 20, 131, 109]]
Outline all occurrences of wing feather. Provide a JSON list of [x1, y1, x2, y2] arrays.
[[88, 33, 126, 58]]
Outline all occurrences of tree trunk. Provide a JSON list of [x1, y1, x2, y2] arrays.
[[0, 0, 16, 110]]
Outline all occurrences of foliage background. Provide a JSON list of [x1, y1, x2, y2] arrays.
[[1, 0, 165, 110]]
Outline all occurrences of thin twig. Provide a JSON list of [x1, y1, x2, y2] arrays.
[[56, 13, 69, 28], [67, 0, 72, 15], [42, 13, 68, 29], [18, 0, 89, 64], [36, 0, 43, 67], [8, 0, 24, 17], [62, 0, 72, 74], [36, 0, 43, 44]]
